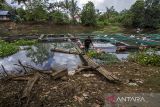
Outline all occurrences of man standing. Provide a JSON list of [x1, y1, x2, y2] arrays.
[[84, 36, 94, 52]]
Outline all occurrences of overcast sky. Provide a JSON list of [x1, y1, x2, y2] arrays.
[[77, 0, 137, 12], [7, 0, 137, 12]]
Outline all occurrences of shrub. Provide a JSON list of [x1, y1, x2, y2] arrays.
[[128, 49, 160, 66]]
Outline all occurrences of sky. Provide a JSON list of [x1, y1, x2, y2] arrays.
[[77, 0, 137, 12], [7, 0, 137, 12]]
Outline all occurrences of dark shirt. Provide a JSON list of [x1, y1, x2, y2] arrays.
[[84, 38, 92, 48]]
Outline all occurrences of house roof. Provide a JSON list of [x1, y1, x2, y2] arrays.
[[0, 10, 10, 16]]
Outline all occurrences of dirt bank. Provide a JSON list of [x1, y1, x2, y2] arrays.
[[0, 61, 159, 107]]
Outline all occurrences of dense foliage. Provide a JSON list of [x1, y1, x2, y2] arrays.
[[121, 0, 160, 29], [128, 49, 160, 66], [0, 39, 37, 57], [81, 1, 96, 26], [0, 0, 160, 28], [0, 40, 18, 57]]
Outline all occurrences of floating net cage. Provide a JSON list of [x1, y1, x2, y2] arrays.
[[79, 34, 160, 47], [101, 34, 160, 46], [145, 34, 160, 41]]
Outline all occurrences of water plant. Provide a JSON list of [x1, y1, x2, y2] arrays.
[[0, 39, 38, 57], [87, 50, 119, 64], [0, 40, 18, 57]]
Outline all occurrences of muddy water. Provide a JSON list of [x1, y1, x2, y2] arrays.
[[0, 43, 82, 74]]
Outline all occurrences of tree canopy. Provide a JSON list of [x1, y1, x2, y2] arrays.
[[0, 0, 159, 29], [81, 1, 96, 26]]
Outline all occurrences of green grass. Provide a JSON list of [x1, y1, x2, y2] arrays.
[[128, 49, 160, 66]]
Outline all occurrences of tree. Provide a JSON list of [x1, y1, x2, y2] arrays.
[[105, 6, 117, 19], [144, 0, 160, 28], [121, 10, 133, 27], [68, 0, 80, 24], [130, 0, 145, 27], [21, 0, 48, 21], [49, 11, 69, 25], [0, 0, 13, 10], [81, 1, 96, 26]]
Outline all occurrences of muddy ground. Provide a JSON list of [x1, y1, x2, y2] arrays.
[[1, 22, 159, 36], [0, 61, 160, 107]]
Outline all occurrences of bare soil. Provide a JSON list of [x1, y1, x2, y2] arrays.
[[0, 61, 160, 107]]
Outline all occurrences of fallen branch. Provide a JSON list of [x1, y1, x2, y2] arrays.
[[22, 72, 40, 98]]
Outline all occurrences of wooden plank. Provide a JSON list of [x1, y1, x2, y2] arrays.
[[68, 34, 120, 82]]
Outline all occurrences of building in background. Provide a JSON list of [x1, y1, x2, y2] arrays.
[[0, 10, 11, 21]]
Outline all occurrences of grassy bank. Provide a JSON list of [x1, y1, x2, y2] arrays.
[[0, 23, 147, 36], [128, 49, 160, 66]]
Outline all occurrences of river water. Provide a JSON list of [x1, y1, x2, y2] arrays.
[[0, 43, 82, 75], [1, 36, 160, 75]]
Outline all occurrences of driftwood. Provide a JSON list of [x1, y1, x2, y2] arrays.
[[51, 68, 68, 80], [50, 48, 79, 55], [22, 72, 40, 98]]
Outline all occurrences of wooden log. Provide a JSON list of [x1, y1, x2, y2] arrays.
[[12, 77, 30, 81], [68, 34, 120, 82], [22, 72, 40, 98], [51, 68, 68, 80], [68, 39, 88, 66], [83, 54, 119, 82], [76, 67, 94, 73], [50, 48, 79, 55]]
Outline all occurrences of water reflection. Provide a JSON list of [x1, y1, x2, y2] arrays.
[[0, 43, 81, 74]]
